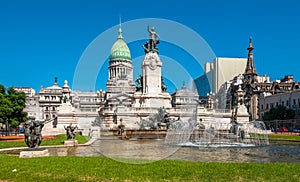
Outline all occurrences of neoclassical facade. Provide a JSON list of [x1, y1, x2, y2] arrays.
[[38, 78, 62, 120], [259, 88, 300, 119], [219, 38, 300, 120], [98, 26, 202, 129]]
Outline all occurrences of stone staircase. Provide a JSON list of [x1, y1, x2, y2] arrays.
[[42, 121, 65, 136]]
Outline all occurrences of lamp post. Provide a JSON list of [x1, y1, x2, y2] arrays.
[[5, 118, 9, 136]]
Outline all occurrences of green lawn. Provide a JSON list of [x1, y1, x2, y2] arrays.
[[0, 155, 299, 182], [0, 134, 90, 149], [249, 133, 300, 141], [41, 134, 90, 146], [0, 140, 26, 149], [268, 134, 300, 141]]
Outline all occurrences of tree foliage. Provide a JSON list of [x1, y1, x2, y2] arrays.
[[0, 85, 27, 127], [263, 105, 295, 121], [0, 93, 13, 123]]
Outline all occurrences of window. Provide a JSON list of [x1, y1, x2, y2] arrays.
[[292, 99, 296, 108], [52, 107, 55, 111], [266, 104, 269, 110], [45, 107, 49, 111]]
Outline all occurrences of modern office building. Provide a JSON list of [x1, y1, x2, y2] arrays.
[[194, 57, 247, 96]]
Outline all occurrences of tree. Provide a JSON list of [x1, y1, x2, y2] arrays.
[[0, 85, 27, 128], [0, 93, 13, 123], [0, 84, 5, 94], [263, 105, 295, 121], [6, 88, 27, 127]]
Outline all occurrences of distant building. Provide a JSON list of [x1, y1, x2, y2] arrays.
[[14, 78, 102, 135], [259, 88, 300, 119], [171, 82, 199, 110], [72, 91, 102, 113], [38, 78, 62, 120], [13, 87, 36, 97], [13, 87, 39, 119], [72, 90, 102, 134], [222, 38, 300, 120], [194, 70, 212, 97], [194, 57, 247, 96]]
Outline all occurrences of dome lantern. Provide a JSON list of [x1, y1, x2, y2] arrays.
[[109, 27, 131, 61]]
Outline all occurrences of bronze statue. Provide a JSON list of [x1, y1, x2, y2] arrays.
[[161, 76, 167, 92], [135, 75, 143, 92], [143, 26, 160, 53], [142, 41, 150, 54], [24, 117, 44, 148], [118, 118, 125, 135], [64, 124, 77, 140]]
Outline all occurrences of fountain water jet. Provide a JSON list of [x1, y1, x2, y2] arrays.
[[165, 118, 269, 148]]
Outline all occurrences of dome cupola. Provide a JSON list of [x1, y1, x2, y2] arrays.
[[110, 28, 131, 61]]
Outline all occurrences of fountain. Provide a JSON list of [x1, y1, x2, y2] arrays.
[[165, 118, 269, 148], [164, 83, 270, 148]]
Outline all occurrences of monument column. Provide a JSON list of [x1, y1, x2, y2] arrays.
[[142, 52, 163, 94], [134, 26, 171, 109], [142, 26, 162, 95]]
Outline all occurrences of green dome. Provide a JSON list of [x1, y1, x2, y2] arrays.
[[110, 28, 131, 61]]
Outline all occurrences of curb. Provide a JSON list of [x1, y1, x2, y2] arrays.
[[0, 137, 99, 153]]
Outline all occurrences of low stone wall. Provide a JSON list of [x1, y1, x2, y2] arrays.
[[104, 129, 167, 139], [126, 129, 167, 139]]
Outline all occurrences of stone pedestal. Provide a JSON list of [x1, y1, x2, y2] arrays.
[[236, 104, 250, 122], [137, 52, 172, 109], [90, 126, 101, 139], [57, 103, 77, 125], [20, 148, 49, 158], [64, 140, 78, 147]]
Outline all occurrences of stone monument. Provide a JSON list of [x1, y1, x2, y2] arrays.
[[56, 80, 77, 130], [233, 84, 250, 123], [134, 26, 172, 109]]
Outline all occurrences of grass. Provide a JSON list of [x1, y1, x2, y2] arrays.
[[247, 133, 300, 141], [41, 134, 90, 146], [0, 155, 299, 182], [0, 134, 90, 149], [268, 134, 300, 141], [0, 140, 26, 149], [249, 133, 267, 138]]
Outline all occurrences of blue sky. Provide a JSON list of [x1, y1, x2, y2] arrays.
[[1, 0, 300, 93]]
